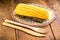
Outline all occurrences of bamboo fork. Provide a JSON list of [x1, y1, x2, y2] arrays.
[[2, 22, 46, 37], [4, 19, 47, 34]]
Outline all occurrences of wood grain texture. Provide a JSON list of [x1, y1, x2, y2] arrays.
[[45, 0, 60, 40], [0, 0, 16, 40], [0, 0, 60, 40], [13, 0, 55, 40]]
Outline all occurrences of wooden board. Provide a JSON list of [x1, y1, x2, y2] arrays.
[[13, 0, 55, 40], [0, 0, 16, 40], [1, 0, 60, 40]]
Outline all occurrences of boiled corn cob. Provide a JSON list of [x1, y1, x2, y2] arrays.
[[15, 4, 49, 20]]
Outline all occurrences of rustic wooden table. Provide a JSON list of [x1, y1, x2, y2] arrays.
[[0, 0, 60, 40]]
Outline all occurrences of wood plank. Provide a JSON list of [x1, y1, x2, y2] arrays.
[[14, 0, 55, 40], [0, 0, 16, 40], [45, 0, 60, 40]]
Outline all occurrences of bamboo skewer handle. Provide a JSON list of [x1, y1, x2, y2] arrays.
[[2, 22, 46, 37], [5, 19, 47, 34]]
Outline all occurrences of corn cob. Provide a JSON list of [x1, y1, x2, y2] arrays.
[[15, 4, 49, 20]]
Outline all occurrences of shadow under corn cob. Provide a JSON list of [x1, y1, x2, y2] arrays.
[[16, 15, 46, 23]]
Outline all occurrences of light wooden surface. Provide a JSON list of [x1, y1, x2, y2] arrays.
[[0, 0, 16, 40], [0, 0, 60, 40]]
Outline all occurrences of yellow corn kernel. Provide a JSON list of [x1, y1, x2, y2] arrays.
[[15, 3, 49, 20]]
